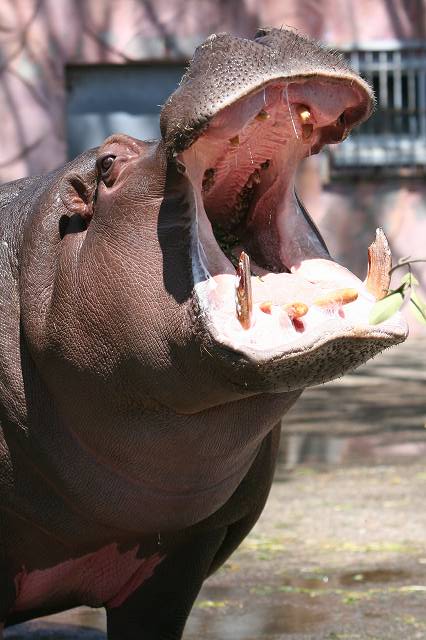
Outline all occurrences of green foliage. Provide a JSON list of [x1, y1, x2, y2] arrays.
[[369, 259, 426, 326], [369, 290, 405, 325]]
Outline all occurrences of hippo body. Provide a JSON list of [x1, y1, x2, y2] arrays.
[[0, 29, 406, 638]]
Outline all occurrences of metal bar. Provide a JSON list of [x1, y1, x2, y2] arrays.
[[393, 50, 403, 134], [333, 45, 426, 169], [379, 51, 389, 136], [407, 67, 417, 137], [418, 66, 426, 138]]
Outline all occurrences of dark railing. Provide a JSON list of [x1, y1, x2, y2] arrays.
[[330, 42, 426, 173]]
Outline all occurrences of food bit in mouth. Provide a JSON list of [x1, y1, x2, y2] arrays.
[[313, 288, 359, 308], [228, 166, 261, 227], [236, 251, 253, 329], [292, 317, 305, 332], [366, 227, 392, 301], [283, 302, 309, 318], [246, 168, 261, 187], [202, 168, 216, 192], [259, 301, 273, 314], [255, 109, 270, 121], [229, 135, 240, 147]]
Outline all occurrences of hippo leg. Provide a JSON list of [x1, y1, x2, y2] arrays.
[[106, 427, 280, 639], [106, 528, 227, 640]]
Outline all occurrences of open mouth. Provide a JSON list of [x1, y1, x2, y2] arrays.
[[179, 78, 407, 357]]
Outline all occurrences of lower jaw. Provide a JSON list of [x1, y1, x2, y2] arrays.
[[192, 247, 408, 366], [193, 299, 407, 395]]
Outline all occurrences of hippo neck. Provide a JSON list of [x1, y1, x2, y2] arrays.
[[25, 376, 301, 534]]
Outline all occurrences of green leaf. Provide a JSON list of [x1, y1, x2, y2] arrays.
[[400, 272, 419, 288], [410, 289, 426, 325], [369, 291, 405, 325]]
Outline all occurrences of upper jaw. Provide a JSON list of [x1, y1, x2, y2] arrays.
[[177, 79, 407, 376]]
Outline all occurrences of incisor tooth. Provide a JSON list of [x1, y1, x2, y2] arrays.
[[283, 302, 309, 318], [314, 288, 358, 307], [366, 228, 392, 300], [236, 251, 253, 329]]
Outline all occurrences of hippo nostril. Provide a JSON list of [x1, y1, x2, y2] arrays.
[[337, 112, 346, 127]]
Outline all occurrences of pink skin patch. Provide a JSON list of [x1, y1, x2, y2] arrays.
[[12, 544, 164, 613]]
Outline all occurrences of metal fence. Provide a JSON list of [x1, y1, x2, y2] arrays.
[[330, 41, 426, 173]]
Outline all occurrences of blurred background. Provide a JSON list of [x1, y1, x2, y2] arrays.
[[1, 1, 425, 639]]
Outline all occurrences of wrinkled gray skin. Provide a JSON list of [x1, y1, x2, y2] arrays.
[[0, 29, 405, 639]]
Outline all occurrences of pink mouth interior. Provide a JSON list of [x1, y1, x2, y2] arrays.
[[181, 79, 380, 351]]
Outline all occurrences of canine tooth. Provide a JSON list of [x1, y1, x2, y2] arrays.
[[283, 302, 309, 318], [297, 105, 311, 123], [302, 124, 313, 140], [255, 109, 270, 121], [236, 251, 253, 329], [229, 135, 240, 147], [366, 228, 392, 300], [314, 288, 358, 307], [259, 301, 273, 314]]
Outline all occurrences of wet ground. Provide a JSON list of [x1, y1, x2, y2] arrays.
[[5, 338, 426, 639]]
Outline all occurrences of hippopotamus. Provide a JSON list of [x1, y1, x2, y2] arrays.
[[0, 28, 407, 639]]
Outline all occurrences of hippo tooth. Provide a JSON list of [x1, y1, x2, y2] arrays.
[[297, 105, 311, 123], [229, 135, 240, 147], [283, 302, 309, 318], [314, 288, 359, 307], [302, 124, 313, 140], [236, 251, 253, 329], [255, 109, 270, 121], [366, 227, 392, 300]]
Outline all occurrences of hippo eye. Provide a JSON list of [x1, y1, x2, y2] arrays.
[[98, 154, 116, 175]]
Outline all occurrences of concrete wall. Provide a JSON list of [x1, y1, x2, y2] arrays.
[[1, 0, 425, 333]]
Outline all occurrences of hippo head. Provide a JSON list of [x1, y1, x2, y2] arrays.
[[21, 29, 407, 415]]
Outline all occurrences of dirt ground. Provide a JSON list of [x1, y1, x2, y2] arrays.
[[5, 338, 426, 640]]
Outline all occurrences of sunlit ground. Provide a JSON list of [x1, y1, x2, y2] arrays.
[[5, 338, 426, 640]]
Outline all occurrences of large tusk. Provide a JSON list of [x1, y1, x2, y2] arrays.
[[366, 228, 392, 300], [236, 251, 253, 329]]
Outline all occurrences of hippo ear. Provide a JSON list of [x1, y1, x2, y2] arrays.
[[61, 173, 94, 220]]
